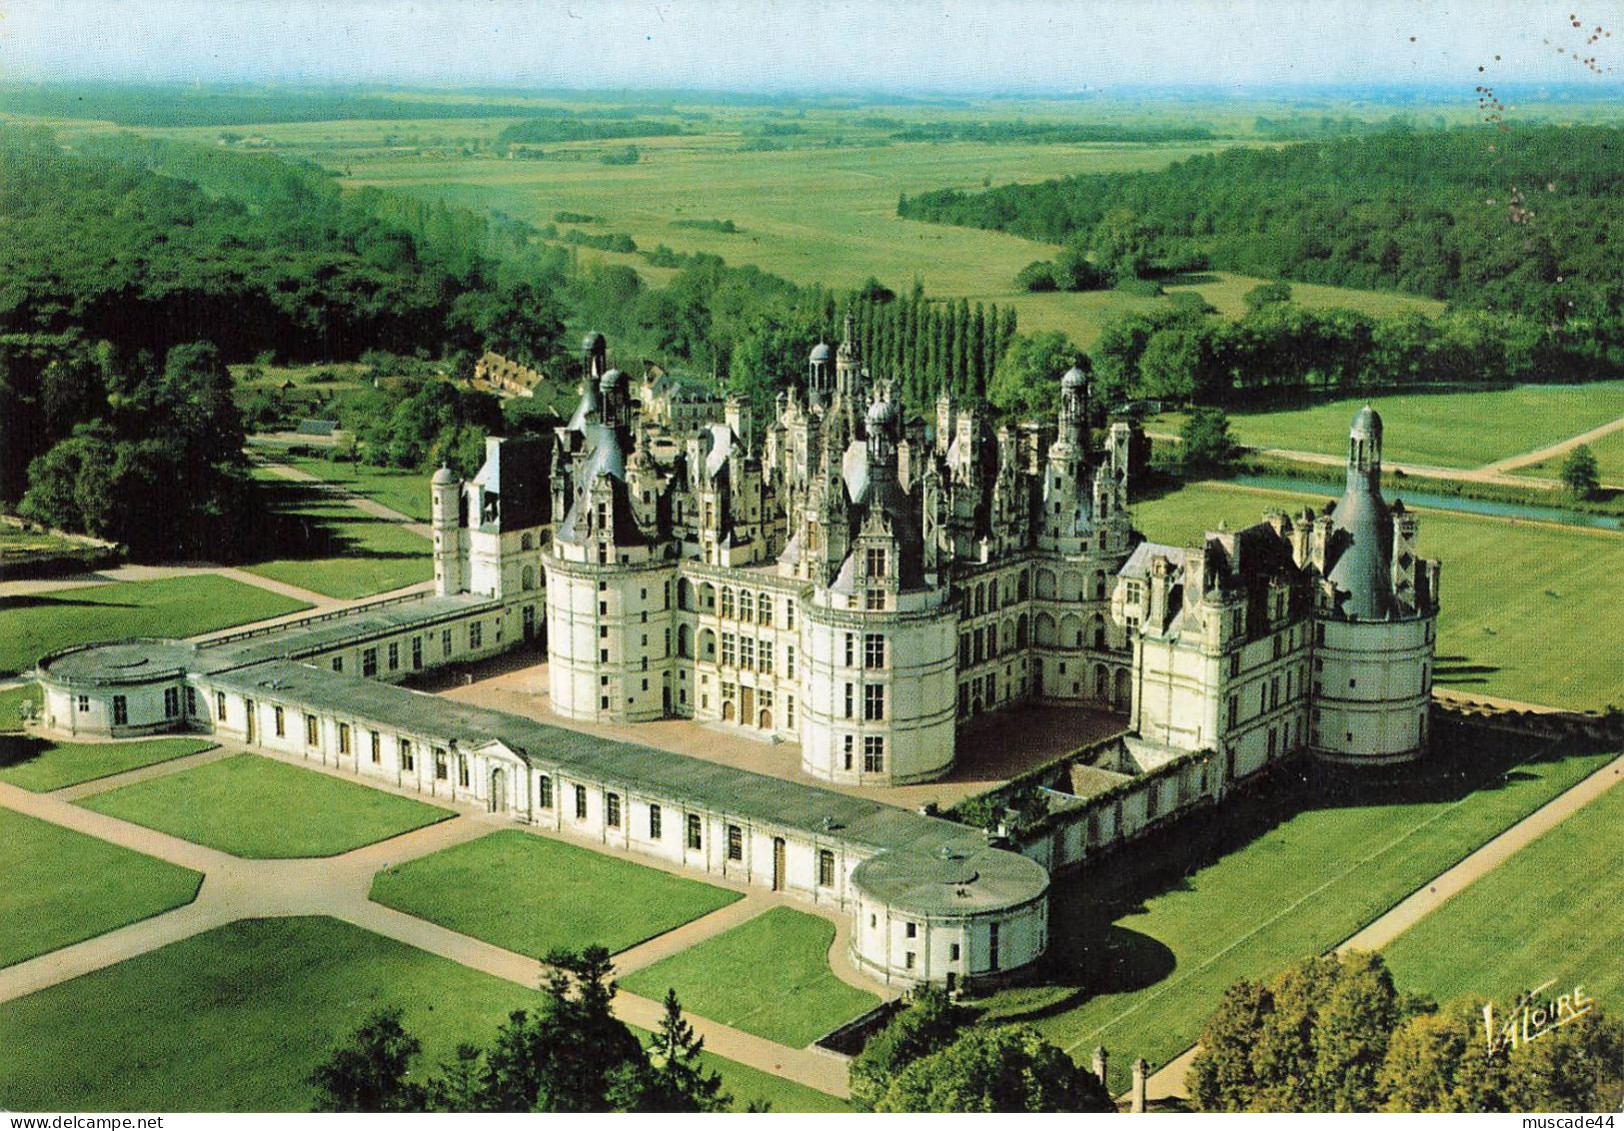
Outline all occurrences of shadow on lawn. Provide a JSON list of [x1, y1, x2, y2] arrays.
[[0, 733, 49, 769], [246, 480, 426, 564], [1027, 716, 1592, 1005], [0, 595, 142, 612]]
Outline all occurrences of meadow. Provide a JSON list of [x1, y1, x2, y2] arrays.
[[620, 906, 881, 1049], [0, 575, 311, 677], [0, 682, 41, 730], [275, 456, 434, 522], [1151, 382, 1624, 469], [0, 735, 213, 793], [1514, 424, 1624, 485], [77, 754, 454, 858], [369, 829, 743, 956], [1131, 481, 1624, 711], [1382, 772, 1624, 1013], [988, 736, 1616, 1093], [244, 472, 432, 599], [0, 807, 203, 968], [0, 916, 846, 1112]]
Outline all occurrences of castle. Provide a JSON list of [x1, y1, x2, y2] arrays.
[[32, 325, 1439, 989]]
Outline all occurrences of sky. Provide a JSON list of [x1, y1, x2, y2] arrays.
[[0, 0, 1618, 94]]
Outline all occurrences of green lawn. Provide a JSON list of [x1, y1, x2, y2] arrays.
[[371, 829, 742, 957], [0, 916, 845, 1112], [1151, 383, 1624, 469], [0, 682, 41, 730], [77, 753, 453, 858], [1132, 481, 1624, 711], [278, 457, 434, 522], [1513, 425, 1624, 486], [986, 735, 1615, 1093], [0, 736, 213, 792], [621, 906, 880, 1049], [243, 472, 431, 599], [0, 575, 311, 677], [0, 807, 202, 968], [1383, 769, 1624, 1012]]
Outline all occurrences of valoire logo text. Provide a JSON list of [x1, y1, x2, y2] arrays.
[[1482, 980, 1594, 1054]]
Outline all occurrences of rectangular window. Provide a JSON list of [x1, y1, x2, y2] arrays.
[[442, 628, 453, 657], [785, 645, 795, 678], [399, 739, 414, 772], [457, 755, 469, 788], [786, 696, 795, 729], [818, 849, 834, 887], [305, 714, 319, 746], [412, 636, 423, 670], [951, 943, 961, 962], [164, 687, 179, 718], [843, 734, 854, 771], [538, 775, 553, 808], [216, 692, 227, 721], [990, 922, 1001, 971], [607, 793, 621, 827], [574, 784, 588, 820], [864, 684, 885, 721], [844, 633, 855, 667], [388, 642, 400, 672], [866, 588, 886, 611], [864, 736, 885, 773], [112, 695, 128, 726], [332, 656, 343, 673], [1229, 652, 1241, 677], [721, 588, 734, 618], [904, 951, 915, 970], [721, 633, 736, 667], [686, 813, 702, 850], [785, 601, 795, 629], [185, 687, 197, 717], [469, 622, 483, 650], [905, 921, 917, 939], [273, 705, 286, 737], [370, 731, 381, 764], [866, 547, 887, 578], [758, 594, 772, 626], [759, 643, 773, 674], [362, 648, 378, 678], [434, 748, 448, 780], [864, 634, 885, 669], [1227, 695, 1238, 729], [727, 824, 743, 861], [739, 637, 754, 670], [338, 723, 351, 755], [844, 683, 854, 719], [649, 803, 662, 840]]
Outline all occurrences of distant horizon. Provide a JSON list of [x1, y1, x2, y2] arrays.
[[3, 1, 1620, 96]]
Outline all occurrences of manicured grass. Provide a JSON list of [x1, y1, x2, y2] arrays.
[[0, 682, 41, 731], [0, 736, 213, 792], [1383, 767, 1624, 1011], [1152, 383, 1624, 469], [244, 473, 431, 599], [987, 736, 1615, 1093], [1132, 481, 1624, 711], [77, 753, 453, 858], [0, 526, 83, 556], [279, 457, 433, 522], [0, 575, 311, 677], [0, 916, 846, 1112], [0, 807, 202, 968], [1513, 425, 1624, 485], [621, 906, 880, 1049], [371, 829, 743, 956]]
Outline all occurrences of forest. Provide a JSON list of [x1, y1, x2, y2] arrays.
[[898, 125, 1624, 324]]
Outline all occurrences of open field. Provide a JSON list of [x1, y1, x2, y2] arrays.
[[0, 527, 85, 557], [0, 736, 213, 793], [272, 457, 434, 522], [244, 473, 431, 599], [0, 915, 844, 1112], [0, 576, 311, 678], [77, 754, 453, 858], [0, 807, 202, 969], [621, 906, 880, 1049], [1382, 773, 1624, 1011], [1151, 383, 1624, 469], [1514, 424, 1624, 485], [370, 829, 742, 956], [0, 683, 41, 730], [1132, 481, 1624, 711], [983, 737, 1615, 1092]]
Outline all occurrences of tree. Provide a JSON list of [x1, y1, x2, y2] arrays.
[[610, 988, 730, 1113], [307, 1006, 427, 1112], [1189, 979, 1271, 1111], [1180, 406, 1236, 473], [1243, 281, 1294, 311], [874, 1026, 1114, 1113], [850, 988, 976, 1109], [1560, 445, 1601, 500], [986, 330, 1081, 419], [1014, 260, 1058, 292]]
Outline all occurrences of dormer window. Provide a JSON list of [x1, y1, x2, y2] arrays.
[[865, 547, 888, 579]]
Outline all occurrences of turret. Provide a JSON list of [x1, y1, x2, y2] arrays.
[[431, 465, 465, 596]]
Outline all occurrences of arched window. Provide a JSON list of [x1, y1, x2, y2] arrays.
[[1018, 571, 1031, 601], [1094, 571, 1107, 600], [738, 590, 752, 621], [720, 587, 735, 618], [677, 578, 694, 611], [1060, 614, 1083, 648], [975, 584, 986, 616], [521, 532, 534, 551], [521, 565, 536, 591], [757, 592, 772, 625], [1017, 613, 1030, 648], [699, 583, 716, 612], [1094, 664, 1109, 699], [1036, 570, 1057, 600], [698, 628, 717, 662], [1035, 612, 1057, 647], [1093, 614, 1107, 650], [678, 624, 693, 658], [1114, 668, 1131, 710]]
